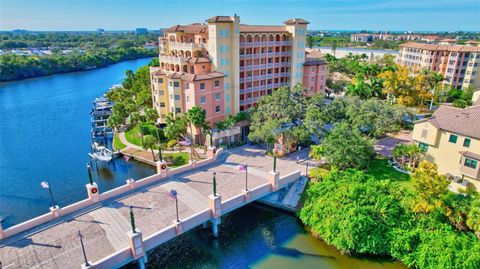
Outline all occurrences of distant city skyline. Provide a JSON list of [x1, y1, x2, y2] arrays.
[[1, 0, 479, 32]]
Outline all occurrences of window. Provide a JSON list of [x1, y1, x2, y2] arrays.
[[215, 93, 220, 101], [186, 96, 190, 102], [201, 96, 206, 104], [220, 45, 224, 53], [226, 45, 229, 53], [214, 80, 220, 87], [464, 158, 478, 169], [185, 83, 190, 89], [173, 81, 179, 87], [175, 108, 181, 114], [463, 138, 471, 147], [225, 30, 229, 38], [200, 83, 205, 90], [158, 78, 163, 83], [170, 94, 173, 100], [174, 95, 180, 100], [448, 134, 458, 143], [215, 106, 221, 113], [169, 81, 173, 86], [225, 82, 230, 89], [419, 142, 428, 152], [226, 106, 230, 113], [160, 102, 165, 108], [421, 129, 428, 139], [225, 94, 230, 101]]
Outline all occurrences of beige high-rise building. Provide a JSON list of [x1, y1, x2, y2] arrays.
[[150, 15, 327, 127], [397, 41, 480, 90]]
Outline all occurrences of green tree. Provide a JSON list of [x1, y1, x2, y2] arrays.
[[411, 161, 449, 213], [311, 122, 374, 170], [185, 106, 207, 145], [142, 134, 157, 161], [164, 113, 187, 141]]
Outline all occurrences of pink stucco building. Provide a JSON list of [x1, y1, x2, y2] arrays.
[[150, 15, 328, 142]]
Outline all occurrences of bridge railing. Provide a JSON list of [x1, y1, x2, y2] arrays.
[[86, 168, 302, 269], [1, 148, 224, 240]]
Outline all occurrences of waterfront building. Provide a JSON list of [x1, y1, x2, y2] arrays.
[[350, 33, 376, 43], [397, 41, 480, 89], [150, 15, 327, 135], [412, 103, 480, 191]]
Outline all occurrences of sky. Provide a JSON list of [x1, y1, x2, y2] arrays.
[[0, 0, 479, 32]]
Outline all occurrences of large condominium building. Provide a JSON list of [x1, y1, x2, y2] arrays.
[[150, 15, 327, 128], [397, 42, 480, 89], [412, 103, 480, 191]]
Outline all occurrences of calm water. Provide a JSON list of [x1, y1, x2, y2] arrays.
[[0, 58, 156, 228], [143, 204, 407, 269], [1, 58, 407, 269]]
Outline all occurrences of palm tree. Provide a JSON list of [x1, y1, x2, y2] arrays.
[[392, 144, 408, 168], [142, 135, 157, 162], [407, 144, 423, 169], [185, 106, 207, 145]]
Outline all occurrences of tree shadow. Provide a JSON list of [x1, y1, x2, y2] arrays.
[[270, 246, 336, 260]]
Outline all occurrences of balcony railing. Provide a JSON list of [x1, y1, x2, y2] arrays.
[[159, 42, 205, 52], [159, 55, 188, 65], [240, 41, 292, 47]]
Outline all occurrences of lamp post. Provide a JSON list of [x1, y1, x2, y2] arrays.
[[87, 163, 93, 185], [213, 172, 217, 196], [244, 164, 248, 191], [78, 230, 90, 267], [305, 162, 309, 176], [129, 206, 136, 233], [170, 189, 179, 222], [41, 180, 56, 208], [273, 150, 277, 173], [124, 155, 131, 180], [155, 125, 163, 162]]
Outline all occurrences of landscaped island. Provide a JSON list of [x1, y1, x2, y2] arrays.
[[0, 31, 158, 81]]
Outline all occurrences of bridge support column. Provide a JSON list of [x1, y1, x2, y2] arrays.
[[137, 255, 147, 269], [208, 194, 222, 218], [174, 220, 183, 235], [156, 160, 168, 174], [207, 146, 216, 158], [50, 205, 60, 218], [269, 171, 280, 191], [0, 220, 5, 240], [242, 189, 250, 202], [86, 182, 100, 203], [126, 178, 135, 189], [211, 217, 221, 237], [127, 229, 145, 261]]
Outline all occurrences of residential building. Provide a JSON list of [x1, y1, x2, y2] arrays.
[[397, 41, 480, 89], [412, 104, 480, 191], [303, 50, 328, 96], [350, 33, 376, 43], [150, 15, 324, 129]]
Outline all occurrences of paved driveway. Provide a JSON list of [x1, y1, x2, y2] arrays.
[[374, 131, 413, 157]]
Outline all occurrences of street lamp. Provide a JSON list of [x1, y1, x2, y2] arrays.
[[77, 230, 90, 267], [87, 163, 93, 185], [40, 180, 56, 209], [170, 189, 179, 222], [273, 150, 277, 173], [129, 206, 136, 233], [212, 172, 217, 196], [155, 125, 163, 162]]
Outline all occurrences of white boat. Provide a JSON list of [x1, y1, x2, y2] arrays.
[[88, 142, 113, 162]]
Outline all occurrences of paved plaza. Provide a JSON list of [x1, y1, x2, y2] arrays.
[[374, 131, 413, 157], [0, 145, 307, 269]]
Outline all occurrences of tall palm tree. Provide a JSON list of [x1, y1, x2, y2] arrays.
[[185, 106, 207, 145], [142, 135, 157, 162]]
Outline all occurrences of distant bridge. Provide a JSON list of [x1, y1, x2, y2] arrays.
[[0, 146, 306, 269]]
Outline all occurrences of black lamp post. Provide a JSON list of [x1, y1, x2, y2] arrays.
[[213, 172, 217, 196], [244, 164, 248, 191], [273, 150, 277, 172], [170, 189, 179, 222], [87, 163, 93, 185], [306, 162, 309, 176], [155, 125, 163, 162], [78, 230, 90, 266], [129, 206, 136, 233]]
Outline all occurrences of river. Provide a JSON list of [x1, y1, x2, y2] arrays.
[[0, 58, 156, 228], [0, 58, 406, 269]]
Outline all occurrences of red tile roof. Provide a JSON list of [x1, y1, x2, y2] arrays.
[[418, 105, 480, 139], [205, 16, 233, 23], [399, 42, 480, 52], [181, 71, 226, 82], [164, 23, 207, 34], [283, 18, 309, 25]]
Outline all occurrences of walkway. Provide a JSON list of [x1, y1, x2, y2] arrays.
[[0, 145, 306, 269], [374, 131, 413, 157]]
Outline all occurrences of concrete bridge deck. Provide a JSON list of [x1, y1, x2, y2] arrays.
[[0, 146, 307, 269]]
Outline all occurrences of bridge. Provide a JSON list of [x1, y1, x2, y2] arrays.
[[0, 146, 307, 269]]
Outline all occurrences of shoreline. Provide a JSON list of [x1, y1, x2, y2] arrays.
[[0, 56, 155, 83]]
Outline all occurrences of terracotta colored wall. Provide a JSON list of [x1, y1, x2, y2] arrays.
[[302, 63, 327, 96], [187, 79, 225, 124]]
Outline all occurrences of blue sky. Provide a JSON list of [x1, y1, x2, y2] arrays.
[[1, 0, 479, 31]]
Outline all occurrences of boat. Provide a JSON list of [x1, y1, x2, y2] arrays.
[[88, 142, 113, 162], [91, 95, 114, 138]]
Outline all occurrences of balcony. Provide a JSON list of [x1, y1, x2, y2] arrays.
[[240, 41, 292, 47], [159, 41, 205, 52], [159, 55, 188, 65]]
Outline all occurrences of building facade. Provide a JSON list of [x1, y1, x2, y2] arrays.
[[397, 42, 480, 89], [150, 15, 327, 128], [412, 105, 480, 191]]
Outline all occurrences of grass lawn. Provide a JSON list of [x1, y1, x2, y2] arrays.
[[163, 152, 189, 168], [366, 157, 412, 190], [113, 133, 127, 150], [125, 125, 143, 147]]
